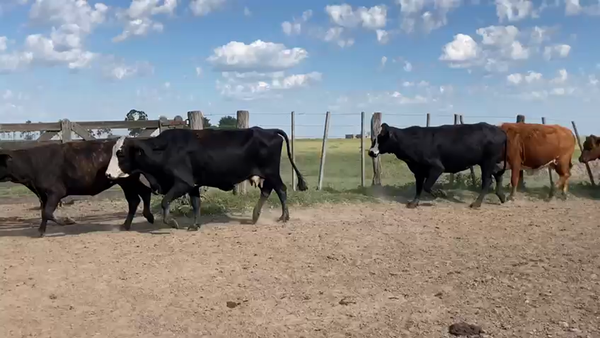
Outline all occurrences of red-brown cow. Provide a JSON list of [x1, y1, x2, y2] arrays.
[[500, 122, 576, 200], [579, 134, 600, 164]]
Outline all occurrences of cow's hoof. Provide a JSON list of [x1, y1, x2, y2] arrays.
[[277, 215, 290, 222], [144, 213, 155, 224], [497, 194, 506, 203], [165, 219, 179, 229], [118, 225, 131, 231], [187, 225, 199, 231], [38, 231, 45, 238], [406, 202, 418, 209], [469, 203, 481, 209]]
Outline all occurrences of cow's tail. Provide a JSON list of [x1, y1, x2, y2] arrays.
[[274, 129, 308, 191]]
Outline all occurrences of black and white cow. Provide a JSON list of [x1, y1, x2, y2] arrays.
[[368, 122, 508, 208], [105, 127, 308, 230], [0, 140, 155, 237]]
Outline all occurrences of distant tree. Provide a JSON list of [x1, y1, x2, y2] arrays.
[[125, 109, 148, 137], [203, 116, 212, 128], [20, 120, 36, 140], [218, 116, 237, 129]]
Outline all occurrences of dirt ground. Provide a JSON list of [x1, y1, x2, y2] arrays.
[[1, 195, 599, 338]]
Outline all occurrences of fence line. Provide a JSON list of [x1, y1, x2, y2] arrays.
[[0, 110, 596, 194]]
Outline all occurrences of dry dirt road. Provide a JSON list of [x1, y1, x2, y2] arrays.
[[1, 197, 599, 338]]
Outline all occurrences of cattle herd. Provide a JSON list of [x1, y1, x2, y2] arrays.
[[0, 120, 599, 238]]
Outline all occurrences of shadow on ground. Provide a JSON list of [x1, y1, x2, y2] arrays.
[[0, 211, 248, 238]]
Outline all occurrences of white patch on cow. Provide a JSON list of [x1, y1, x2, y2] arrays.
[[106, 136, 130, 180], [138, 174, 151, 188], [369, 135, 380, 156], [248, 175, 265, 188]]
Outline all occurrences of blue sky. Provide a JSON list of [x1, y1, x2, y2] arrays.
[[1, 0, 600, 138]]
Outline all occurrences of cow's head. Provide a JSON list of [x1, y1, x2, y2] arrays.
[[105, 136, 149, 180], [579, 135, 600, 163], [368, 123, 392, 158], [0, 153, 13, 181]]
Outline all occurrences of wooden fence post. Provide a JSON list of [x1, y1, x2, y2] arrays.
[[571, 121, 596, 186], [188, 111, 204, 130], [234, 110, 250, 195], [371, 112, 382, 186], [361, 111, 365, 187], [60, 119, 72, 143], [291, 111, 296, 191], [317, 112, 331, 190], [541, 117, 555, 195], [449, 114, 459, 185], [516, 114, 526, 190], [460, 115, 477, 187], [426, 113, 430, 127]]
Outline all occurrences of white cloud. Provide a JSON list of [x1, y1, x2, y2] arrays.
[[24, 32, 95, 69], [113, 0, 176, 42], [403, 61, 413, 72], [0, 52, 33, 73], [0, 37, 7, 52], [325, 4, 387, 30], [189, 0, 226, 16], [29, 0, 108, 33], [589, 75, 598, 86], [381, 56, 387, 67], [367, 91, 428, 105], [322, 27, 355, 48], [195, 66, 202, 77], [243, 6, 251, 16], [550, 68, 568, 84], [397, 0, 461, 34], [217, 71, 322, 100], [495, 0, 534, 22], [102, 59, 154, 80], [281, 10, 312, 36], [543, 44, 571, 60], [565, 0, 600, 16], [207, 40, 308, 72], [439, 34, 479, 62], [164, 82, 170, 89], [376, 29, 389, 44], [507, 73, 522, 84]]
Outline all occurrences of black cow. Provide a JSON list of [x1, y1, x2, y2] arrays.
[[367, 122, 508, 208], [0, 140, 155, 237], [105, 127, 308, 230]]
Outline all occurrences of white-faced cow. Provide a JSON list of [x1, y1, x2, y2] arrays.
[[0, 140, 155, 237], [105, 127, 308, 231], [368, 122, 508, 208]]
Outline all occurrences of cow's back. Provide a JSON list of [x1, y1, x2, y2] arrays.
[[500, 123, 575, 168]]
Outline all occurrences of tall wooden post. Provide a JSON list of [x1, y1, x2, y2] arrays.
[[426, 113, 431, 127], [291, 111, 296, 191], [317, 112, 331, 190], [516, 115, 525, 190], [460, 115, 477, 187], [449, 114, 459, 185], [60, 119, 72, 143], [541, 117, 555, 195], [188, 111, 204, 130], [371, 112, 382, 186], [234, 110, 250, 195], [360, 111, 365, 187], [572, 121, 596, 186]]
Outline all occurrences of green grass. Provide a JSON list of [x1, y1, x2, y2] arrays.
[[1, 138, 598, 217]]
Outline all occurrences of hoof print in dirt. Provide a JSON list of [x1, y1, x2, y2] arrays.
[[339, 297, 356, 306], [449, 322, 484, 337], [226, 301, 241, 309]]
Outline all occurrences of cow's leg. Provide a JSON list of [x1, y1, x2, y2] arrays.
[[422, 165, 445, 199], [554, 157, 572, 200], [272, 177, 290, 222], [492, 164, 506, 203], [252, 184, 273, 224], [119, 185, 141, 231], [187, 187, 201, 231], [38, 193, 64, 237], [139, 187, 155, 224], [507, 163, 521, 201], [407, 171, 425, 209], [470, 164, 494, 208], [161, 182, 191, 230]]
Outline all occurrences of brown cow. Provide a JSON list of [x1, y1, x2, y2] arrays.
[[500, 122, 576, 200], [578, 135, 600, 164]]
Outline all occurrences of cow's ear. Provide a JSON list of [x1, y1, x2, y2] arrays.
[[593, 135, 600, 147], [379, 123, 389, 137]]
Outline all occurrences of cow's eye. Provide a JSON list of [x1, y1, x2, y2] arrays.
[[116, 150, 123, 157]]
